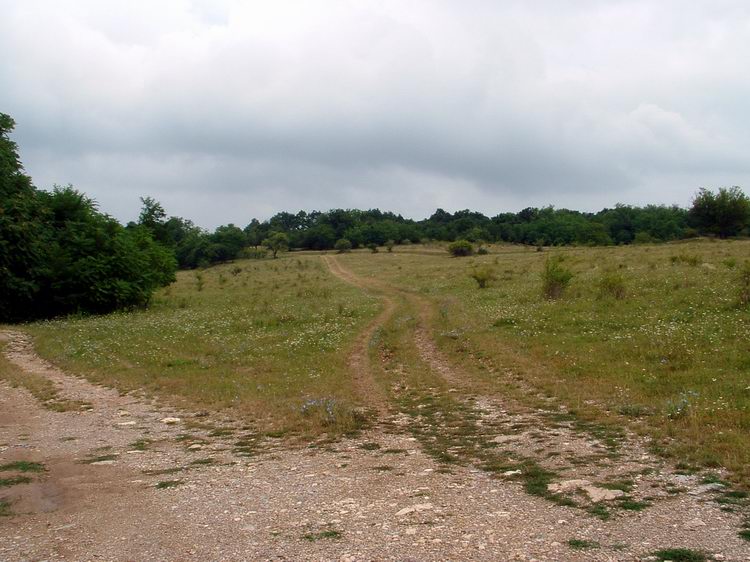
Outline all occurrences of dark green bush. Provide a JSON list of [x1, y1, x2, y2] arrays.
[[334, 238, 352, 253], [448, 240, 473, 257]]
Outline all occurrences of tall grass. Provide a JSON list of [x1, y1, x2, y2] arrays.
[[345, 240, 750, 483], [25, 255, 379, 435]]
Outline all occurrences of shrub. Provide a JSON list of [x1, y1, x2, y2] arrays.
[[366, 242, 379, 253], [541, 256, 573, 299], [633, 231, 655, 244], [334, 238, 352, 253], [448, 240, 473, 257], [598, 271, 626, 299], [477, 246, 489, 255], [670, 254, 700, 266], [385, 239, 395, 252], [241, 247, 268, 259], [470, 266, 496, 289], [740, 261, 750, 307]]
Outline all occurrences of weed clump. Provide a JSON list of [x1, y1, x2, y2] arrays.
[[541, 256, 573, 299], [666, 390, 699, 420], [448, 240, 473, 257], [366, 242, 379, 253], [385, 240, 395, 252], [739, 261, 750, 307], [670, 254, 700, 266], [598, 270, 626, 299], [651, 548, 706, 562], [568, 539, 599, 550], [300, 398, 368, 434], [469, 266, 496, 289]]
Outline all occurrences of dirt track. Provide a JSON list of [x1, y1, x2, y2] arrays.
[[1, 259, 749, 561]]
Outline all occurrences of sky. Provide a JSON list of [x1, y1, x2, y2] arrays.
[[1, 0, 749, 229]]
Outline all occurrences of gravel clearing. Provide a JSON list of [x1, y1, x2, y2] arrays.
[[2, 323, 750, 561]]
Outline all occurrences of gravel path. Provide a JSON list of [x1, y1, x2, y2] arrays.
[[2, 287, 750, 562]]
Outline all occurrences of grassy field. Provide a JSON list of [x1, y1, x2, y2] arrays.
[[343, 239, 750, 481], [10, 239, 750, 483], [22, 255, 380, 435]]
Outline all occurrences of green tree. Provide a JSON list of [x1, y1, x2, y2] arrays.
[[263, 232, 289, 258], [690, 187, 750, 238], [0, 113, 49, 321]]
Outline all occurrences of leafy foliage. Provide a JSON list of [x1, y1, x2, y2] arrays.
[[263, 232, 289, 259], [334, 238, 353, 253], [448, 239, 473, 257], [0, 114, 175, 322], [690, 187, 750, 238]]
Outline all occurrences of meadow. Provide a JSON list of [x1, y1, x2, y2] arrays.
[[15, 239, 750, 483], [23, 255, 380, 434], [343, 239, 750, 481]]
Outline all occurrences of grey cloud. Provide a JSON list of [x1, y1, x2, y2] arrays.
[[2, 0, 749, 228]]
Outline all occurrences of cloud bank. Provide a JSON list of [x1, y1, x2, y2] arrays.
[[2, 0, 749, 227]]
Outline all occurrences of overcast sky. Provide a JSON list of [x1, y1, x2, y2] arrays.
[[2, 0, 749, 228]]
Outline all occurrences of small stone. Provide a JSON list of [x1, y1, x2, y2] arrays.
[[90, 460, 115, 466], [116, 421, 136, 426], [160, 417, 181, 424], [188, 444, 203, 450], [683, 518, 706, 530], [503, 470, 522, 476], [395, 503, 434, 517]]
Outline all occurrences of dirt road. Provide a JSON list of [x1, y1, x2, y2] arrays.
[[1, 260, 749, 561]]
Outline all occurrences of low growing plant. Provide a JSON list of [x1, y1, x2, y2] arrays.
[[739, 260, 750, 306], [542, 256, 573, 299], [470, 266, 496, 289], [598, 270, 626, 299]]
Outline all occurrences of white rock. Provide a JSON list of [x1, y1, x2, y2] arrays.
[[688, 483, 724, 495], [581, 486, 625, 503], [116, 421, 136, 426], [547, 479, 591, 494], [503, 470, 522, 477], [90, 460, 115, 466], [683, 518, 706, 530], [188, 444, 203, 450], [160, 417, 181, 424], [395, 503, 434, 517]]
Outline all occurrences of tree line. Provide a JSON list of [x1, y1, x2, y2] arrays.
[[2, 110, 749, 321], [147, 188, 749, 270]]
